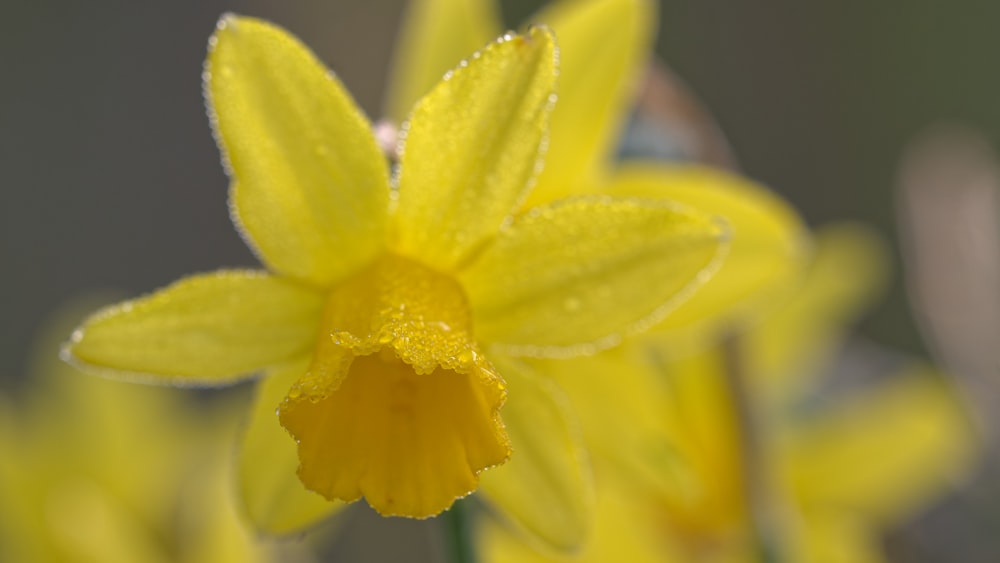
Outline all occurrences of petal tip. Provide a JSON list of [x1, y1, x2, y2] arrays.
[[217, 12, 238, 29]]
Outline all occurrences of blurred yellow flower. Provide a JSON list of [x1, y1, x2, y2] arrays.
[[0, 304, 302, 563], [481, 225, 975, 563], [63, 12, 729, 544]]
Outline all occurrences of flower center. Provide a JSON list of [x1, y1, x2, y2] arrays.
[[278, 254, 510, 517]]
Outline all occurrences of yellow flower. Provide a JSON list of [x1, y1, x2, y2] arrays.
[[0, 302, 300, 563], [63, 12, 728, 542], [481, 225, 975, 562]]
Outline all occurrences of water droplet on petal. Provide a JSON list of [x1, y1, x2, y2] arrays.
[[457, 350, 474, 366]]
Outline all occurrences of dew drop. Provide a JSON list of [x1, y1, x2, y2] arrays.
[[457, 350, 474, 366]]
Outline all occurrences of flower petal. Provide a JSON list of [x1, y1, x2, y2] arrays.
[[524, 0, 656, 206], [64, 271, 324, 383], [795, 511, 886, 563], [238, 358, 345, 534], [783, 367, 974, 523], [206, 15, 391, 285], [532, 346, 693, 499], [280, 354, 509, 518], [461, 196, 727, 354], [479, 486, 669, 563], [383, 0, 501, 122], [393, 26, 557, 270], [609, 164, 810, 345], [749, 223, 889, 401], [478, 355, 594, 552]]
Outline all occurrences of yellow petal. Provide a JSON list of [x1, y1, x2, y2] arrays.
[[278, 255, 510, 517], [647, 348, 750, 535], [65, 271, 324, 383], [524, 0, 656, 206], [480, 486, 671, 563], [393, 26, 557, 270], [749, 223, 889, 399], [238, 358, 345, 534], [383, 0, 501, 122], [206, 15, 391, 286], [478, 355, 594, 552], [532, 346, 691, 500], [547, 344, 752, 540], [461, 196, 727, 354], [181, 445, 288, 563], [783, 367, 974, 523], [794, 511, 886, 563], [42, 479, 174, 563], [609, 164, 810, 346]]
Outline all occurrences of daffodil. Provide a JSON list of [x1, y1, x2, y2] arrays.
[[480, 225, 975, 563], [0, 303, 303, 563], [63, 12, 729, 544]]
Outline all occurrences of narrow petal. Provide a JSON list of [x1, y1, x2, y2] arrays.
[[524, 0, 657, 206], [383, 0, 501, 122], [533, 346, 696, 500], [609, 164, 810, 345], [461, 196, 727, 354], [393, 26, 557, 270], [206, 15, 391, 285], [784, 367, 974, 523], [238, 359, 345, 534], [64, 271, 324, 384], [478, 355, 594, 552], [749, 223, 889, 401], [533, 345, 757, 548], [795, 511, 887, 563], [479, 486, 671, 563]]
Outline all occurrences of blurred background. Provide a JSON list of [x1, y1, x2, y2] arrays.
[[3, 1, 999, 561]]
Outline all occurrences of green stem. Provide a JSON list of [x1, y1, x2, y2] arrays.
[[442, 498, 478, 563], [721, 334, 785, 563]]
